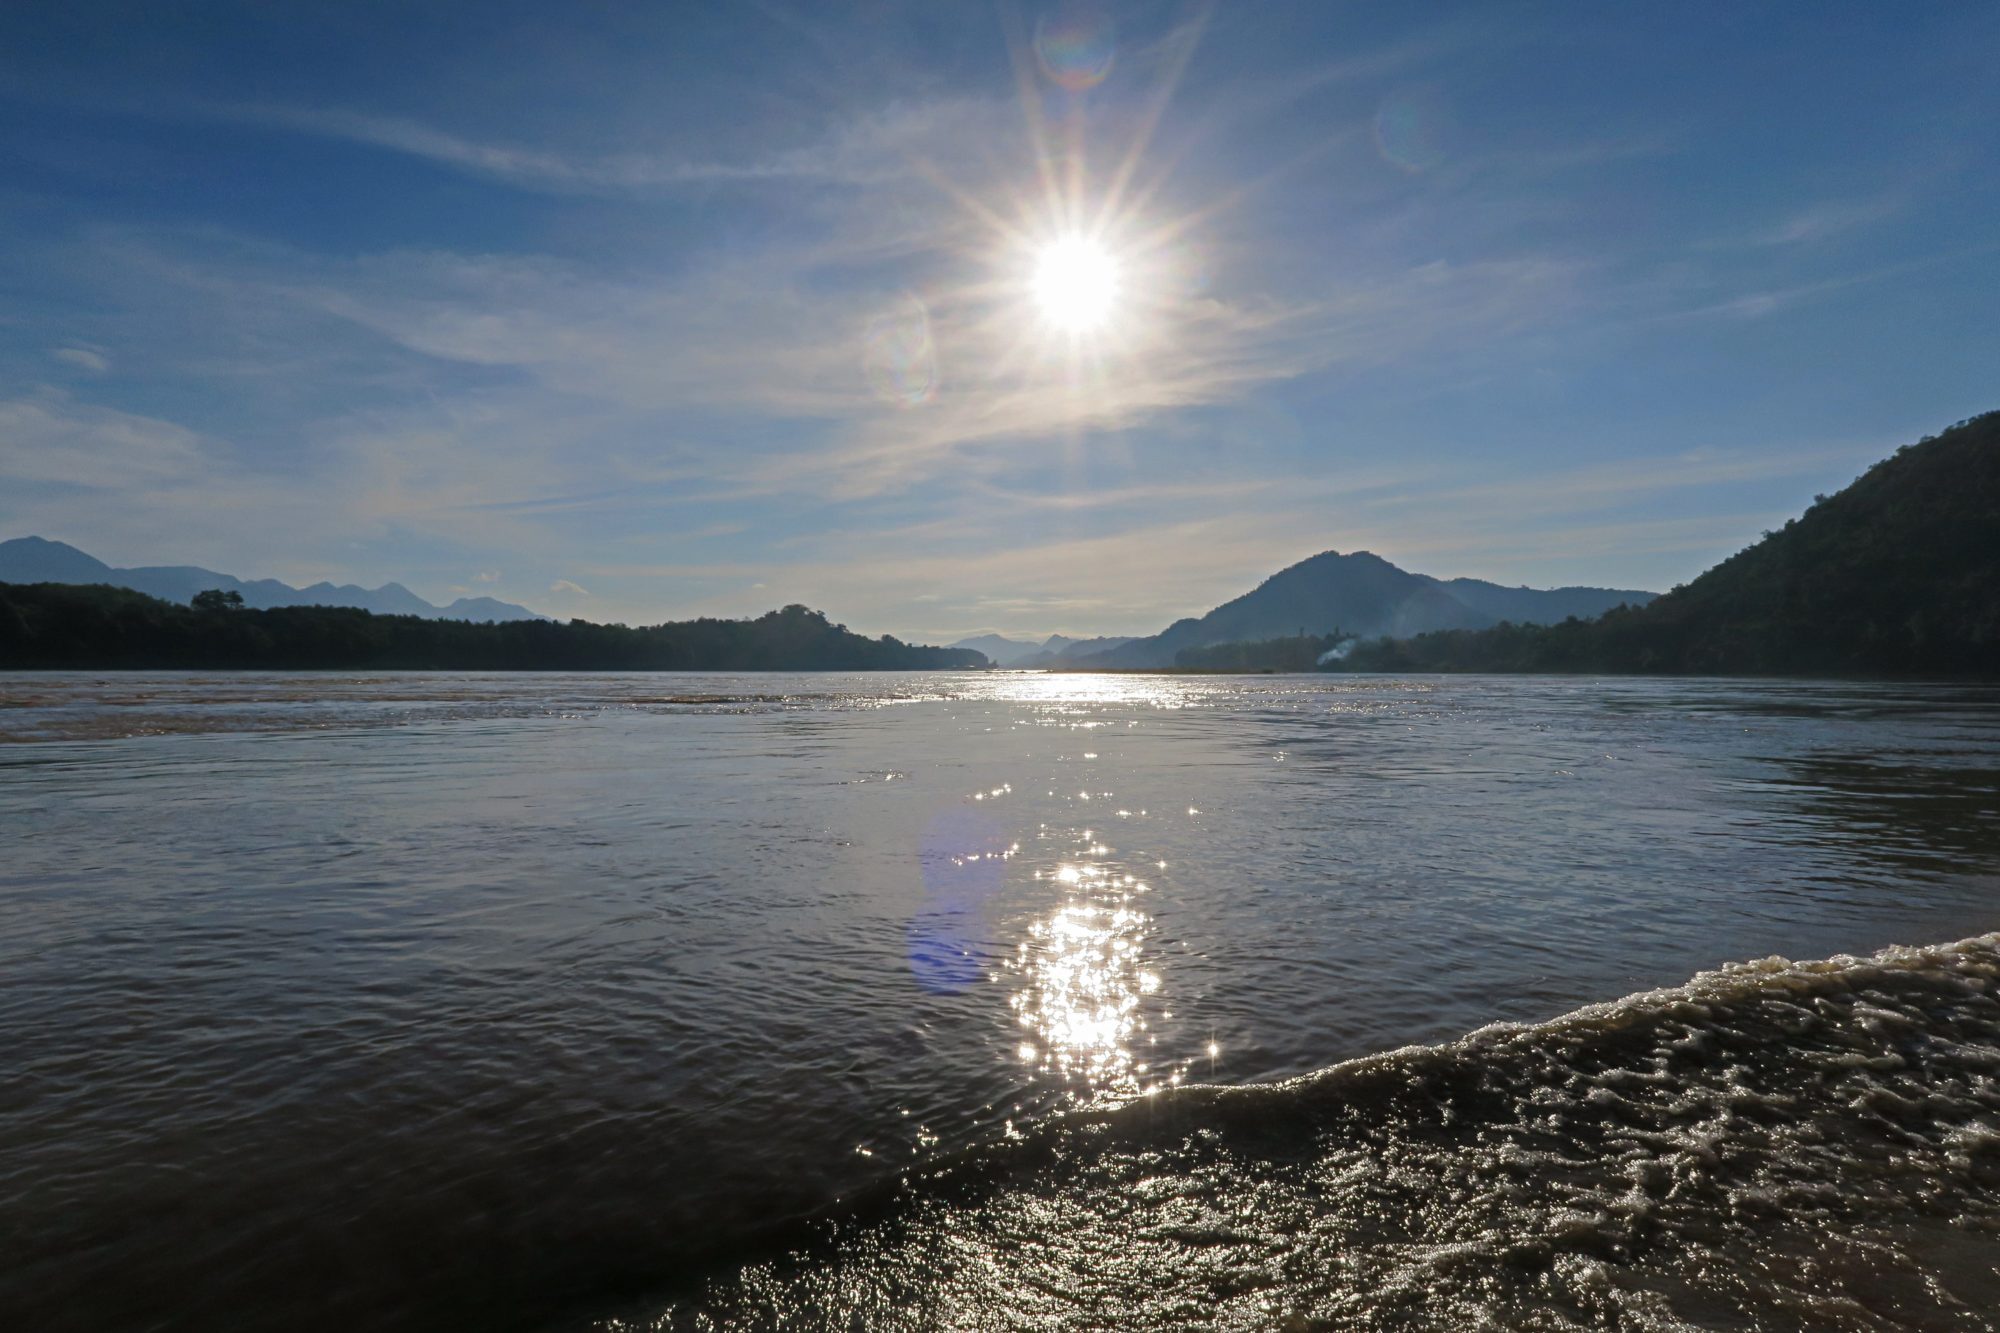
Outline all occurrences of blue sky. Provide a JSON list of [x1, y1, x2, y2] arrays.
[[2, 2, 1995, 640]]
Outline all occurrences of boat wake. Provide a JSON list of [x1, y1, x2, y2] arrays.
[[594, 933, 2000, 1331]]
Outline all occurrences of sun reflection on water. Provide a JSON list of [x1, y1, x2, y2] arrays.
[[981, 673, 1203, 708], [1008, 860, 1181, 1096]]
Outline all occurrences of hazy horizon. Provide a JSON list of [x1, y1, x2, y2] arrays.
[[1, 530, 1673, 645], [3, 3, 1996, 642]]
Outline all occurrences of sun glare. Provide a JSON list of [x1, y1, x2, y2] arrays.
[[1032, 235, 1120, 333]]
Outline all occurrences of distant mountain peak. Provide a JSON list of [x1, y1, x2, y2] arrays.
[[0, 535, 114, 582], [1070, 549, 1658, 668]]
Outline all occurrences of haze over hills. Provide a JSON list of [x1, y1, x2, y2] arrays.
[[946, 634, 1047, 666], [947, 633, 1135, 667], [1070, 552, 1657, 668], [0, 537, 545, 622], [1012, 635, 1139, 668], [1337, 411, 2000, 678]]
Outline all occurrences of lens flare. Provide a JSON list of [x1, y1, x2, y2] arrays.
[[907, 808, 1010, 994], [862, 295, 938, 406], [1031, 235, 1119, 333], [1034, 9, 1116, 91], [1374, 88, 1450, 173]]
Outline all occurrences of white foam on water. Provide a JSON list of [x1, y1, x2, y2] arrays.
[[603, 933, 2000, 1331]]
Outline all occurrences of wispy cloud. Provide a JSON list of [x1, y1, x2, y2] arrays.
[[50, 345, 110, 374], [265, 233, 1584, 504], [1658, 243, 1998, 324], [0, 390, 204, 485], [1731, 195, 1904, 249], [223, 97, 1009, 195], [1362, 441, 1885, 522], [0, 391, 367, 573]]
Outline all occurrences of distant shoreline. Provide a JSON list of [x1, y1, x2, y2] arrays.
[[0, 584, 987, 673]]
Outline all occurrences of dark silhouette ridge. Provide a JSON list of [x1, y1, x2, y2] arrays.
[[0, 590, 987, 671], [1329, 411, 2000, 678]]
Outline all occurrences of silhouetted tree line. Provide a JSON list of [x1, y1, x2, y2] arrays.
[[0, 586, 989, 671], [1327, 411, 2000, 679]]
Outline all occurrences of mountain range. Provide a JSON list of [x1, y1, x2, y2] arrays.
[[0, 537, 544, 622], [1060, 554, 1656, 669]]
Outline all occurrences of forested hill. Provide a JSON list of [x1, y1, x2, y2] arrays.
[[1339, 411, 2000, 678], [0, 585, 988, 671]]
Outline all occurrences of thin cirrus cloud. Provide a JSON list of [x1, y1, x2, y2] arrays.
[[1739, 195, 1905, 249], [188, 73, 1602, 511], [50, 345, 111, 374], [223, 96, 1012, 195], [1359, 440, 1890, 523], [262, 213, 1589, 506], [0, 391, 205, 486], [0, 391, 370, 574]]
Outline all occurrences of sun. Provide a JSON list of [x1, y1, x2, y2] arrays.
[[1031, 235, 1121, 333]]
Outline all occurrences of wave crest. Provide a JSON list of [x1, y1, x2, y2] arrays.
[[602, 934, 2000, 1331]]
